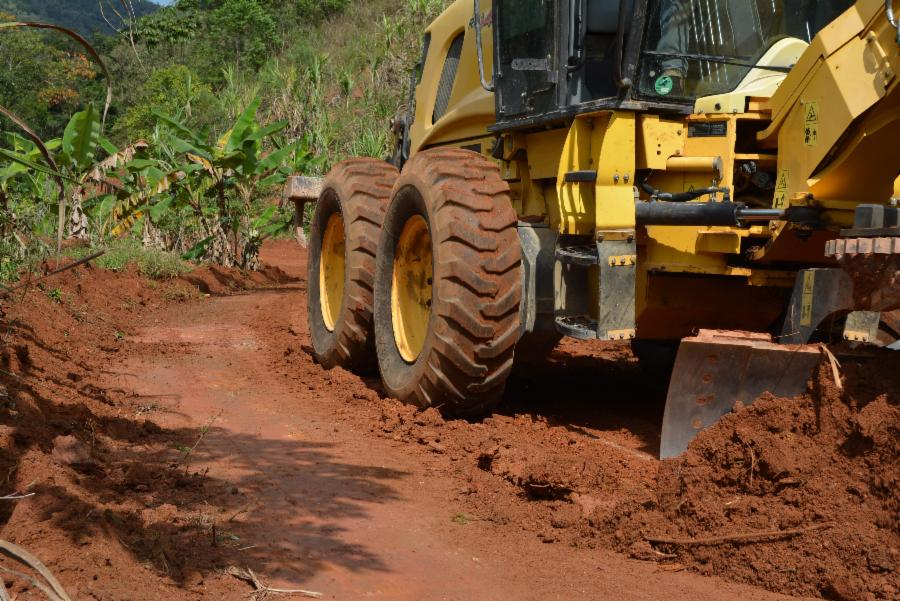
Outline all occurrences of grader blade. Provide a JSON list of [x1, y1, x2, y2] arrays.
[[659, 330, 822, 459]]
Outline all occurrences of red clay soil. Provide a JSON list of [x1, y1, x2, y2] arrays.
[[0, 239, 895, 600], [0, 261, 292, 599], [600, 359, 899, 601]]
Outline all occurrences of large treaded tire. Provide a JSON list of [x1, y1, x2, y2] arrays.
[[308, 158, 398, 370], [374, 148, 522, 415]]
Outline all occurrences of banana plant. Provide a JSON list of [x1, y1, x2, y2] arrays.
[[0, 105, 114, 240], [0, 21, 112, 251], [109, 97, 315, 269]]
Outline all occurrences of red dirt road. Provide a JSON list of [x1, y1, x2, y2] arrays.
[[95, 242, 803, 600], [4, 240, 893, 599]]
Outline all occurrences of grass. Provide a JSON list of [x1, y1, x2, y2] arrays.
[[68, 239, 192, 280], [237, 0, 453, 170]]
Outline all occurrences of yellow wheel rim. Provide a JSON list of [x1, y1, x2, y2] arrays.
[[319, 212, 346, 332], [392, 214, 433, 362]]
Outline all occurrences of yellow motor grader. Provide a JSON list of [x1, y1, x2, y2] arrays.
[[291, 0, 900, 456]]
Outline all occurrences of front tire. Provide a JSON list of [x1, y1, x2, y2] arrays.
[[307, 159, 398, 370], [374, 148, 522, 415]]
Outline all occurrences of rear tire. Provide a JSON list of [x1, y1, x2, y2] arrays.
[[374, 148, 522, 415], [307, 159, 398, 370]]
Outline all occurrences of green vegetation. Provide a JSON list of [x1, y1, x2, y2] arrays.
[[0, 0, 159, 36], [80, 239, 192, 279], [0, 0, 452, 282]]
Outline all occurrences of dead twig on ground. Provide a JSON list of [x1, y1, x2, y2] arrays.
[[228, 502, 253, 523], [227, 566, 323, 599], [819, 344, 843, 391], [646, 522, 833, 547], [0, 539, 72, 601], [0, 492, 34, 501], [0, 251, 106, 300]]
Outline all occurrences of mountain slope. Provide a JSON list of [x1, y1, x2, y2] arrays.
[[0, 0, 159, 35]]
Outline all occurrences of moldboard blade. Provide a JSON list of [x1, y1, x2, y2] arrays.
[[659, 330, 821, 459]]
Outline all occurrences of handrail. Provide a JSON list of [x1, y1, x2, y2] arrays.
[[473, 0, 495, 92], [888, 0, 900, 46], [615, 0, 633, 88]]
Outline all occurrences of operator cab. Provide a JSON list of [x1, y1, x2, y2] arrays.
[[637, 0, 855, 101], [489, 0, 855, 128]]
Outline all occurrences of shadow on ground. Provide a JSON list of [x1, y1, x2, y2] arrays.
[[0, 316, 405, 591], [501, 341, 669, 457]]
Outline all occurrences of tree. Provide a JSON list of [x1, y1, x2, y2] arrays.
[[208, 0, 278, 68], [0, 17, 99, 138], [113, 64, 217, 141]]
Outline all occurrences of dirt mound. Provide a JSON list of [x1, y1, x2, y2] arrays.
[[181, 263, 297, 295], [0, 259, 276, 598], [599, 357, 899, 600], [301, 331, 899, 600]]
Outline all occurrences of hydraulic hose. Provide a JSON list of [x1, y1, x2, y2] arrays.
[[614, 0, 632, 88], [640, 181, 729, 203]]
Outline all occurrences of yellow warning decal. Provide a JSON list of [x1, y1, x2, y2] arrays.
[[773, 169, 790, 209], [803, 101, 819, 147], [800, 271, 815, 327], [804, 101, 819, 123]]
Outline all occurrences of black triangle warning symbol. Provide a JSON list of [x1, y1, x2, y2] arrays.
[[777, 172, 789, 189], [805, 103, 818, 123]]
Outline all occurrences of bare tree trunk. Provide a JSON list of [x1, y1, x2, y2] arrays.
[[68, 191, 89, 241], [0, 189, 9, 237], [142, 218, 166, 250], [201, 217, 237, 268]]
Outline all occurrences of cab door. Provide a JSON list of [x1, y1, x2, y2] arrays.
[[494, 0, 560, 119]]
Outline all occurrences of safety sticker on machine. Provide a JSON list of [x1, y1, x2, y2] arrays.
[[800, 270, 815, 327], [804, 101, 819, 147], [773, 169, 791, 209]]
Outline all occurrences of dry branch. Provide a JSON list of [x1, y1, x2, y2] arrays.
[[0, 251, 105, 299], [227, 566, 323, 599], [646, 522, 833, 547], [0, 539, 72, 601], [0, 105, 68, 254], [820, 345, 843, 391], [0, 22, 112, 125], [0, 492, 34, 501]]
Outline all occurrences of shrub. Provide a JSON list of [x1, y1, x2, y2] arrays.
[[71, 238, 192, 279]]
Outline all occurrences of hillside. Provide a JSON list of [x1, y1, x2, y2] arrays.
[[0, 0, 159, 35], [0, 0, 447, 277], [96, 0, 448, 164]]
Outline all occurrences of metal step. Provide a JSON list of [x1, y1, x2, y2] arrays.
[[564, 170, 598, 183], [555, 315, 598, 339], [555, 245, 599, 266]]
